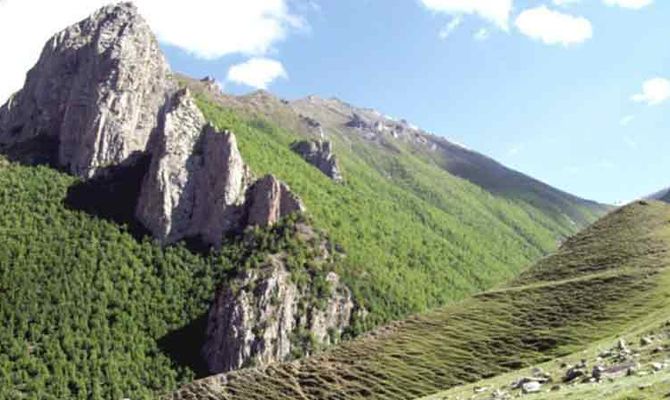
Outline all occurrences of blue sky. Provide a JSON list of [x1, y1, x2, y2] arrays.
[[1, 0, 669, 204]]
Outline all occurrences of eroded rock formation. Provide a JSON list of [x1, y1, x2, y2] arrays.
[[0, 2, 172, 178], [0, 1, 356, 381], [246, 175, 305, 227], [135, 89, 253, 245], [292, 140, 343, 182], [202, 226, 353, 374]]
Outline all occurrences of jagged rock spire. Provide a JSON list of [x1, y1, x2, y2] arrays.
[[0, 2, 173, 178]]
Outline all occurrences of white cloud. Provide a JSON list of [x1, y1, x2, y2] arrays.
[[473, 28, 491, 41], [553, 0, 582, 6], [619, 114, 635, 126], [227, 58, 288, 89], [438, 16, 462, 39], [631, 78, 670, 105], [0, 0, 304, 103], [420, 0, 513, 30], [603, 0, 653, 9], [514, 6, 593, 46]]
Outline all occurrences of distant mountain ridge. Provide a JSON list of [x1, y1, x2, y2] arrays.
[[184, 77, 609, 229]]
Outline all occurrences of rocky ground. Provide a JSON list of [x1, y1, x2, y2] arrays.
[[424, 323, 670, 400]]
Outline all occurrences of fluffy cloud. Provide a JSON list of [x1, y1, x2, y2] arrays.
[[514, 6, 593, 46], [631, 78, 670, 106], [553, 0, 582, 6], [438, 16, 462, 39], [473, 28, 491, 41], [227, 58, 288, 89], [0, 0, 302, 102], [603, 0, 653, 9], [420, 0, 513, 30]]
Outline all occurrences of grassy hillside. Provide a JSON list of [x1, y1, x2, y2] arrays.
[[287, 94, 606, 229], [170, 201, 670, 400], [194, 91, 607, 328]]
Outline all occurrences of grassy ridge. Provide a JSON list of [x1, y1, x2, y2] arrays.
[[195, 96, 605, 328], [170, 201, 670, 399]]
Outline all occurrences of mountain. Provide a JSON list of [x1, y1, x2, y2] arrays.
[[171, 200, 670, 399], [0, 3, 612, 399], [646, 187, 670, 203]]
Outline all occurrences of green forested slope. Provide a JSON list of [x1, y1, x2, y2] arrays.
[[0, 161, 335, 399], [195, 94, 606, 327]]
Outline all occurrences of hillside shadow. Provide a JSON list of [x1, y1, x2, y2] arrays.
[[64, 154, 151, 239], [157, 312, 211, 379]]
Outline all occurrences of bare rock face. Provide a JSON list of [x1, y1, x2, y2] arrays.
[[292, 140, 343, 182], [135, 89, 251, 245], [202, 236, 354, 374], [246, 175, 305, 227], [0, 2, 172, 178]]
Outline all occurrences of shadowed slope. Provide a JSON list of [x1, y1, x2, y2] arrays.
[[170, 201, 670, 399]]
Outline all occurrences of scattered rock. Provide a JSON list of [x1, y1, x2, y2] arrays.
[[641, 336, 655, 346], [563, 361, 588, 383], [521, 381, 541, 394]]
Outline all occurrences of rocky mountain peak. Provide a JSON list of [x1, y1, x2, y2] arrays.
[[0, 1, 172, 178]]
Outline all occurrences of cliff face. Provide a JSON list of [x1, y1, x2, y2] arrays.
[[0, 1, 307, 247], [246, 175, 306, 227], [135, 89, 252, 245], [202, 225, 353, 374], [292, 140, 343, 182], [0, 2, 172, 178]]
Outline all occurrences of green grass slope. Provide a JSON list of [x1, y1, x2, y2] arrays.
[[192, 88, 607, 328], [170, 201, 670, 400]]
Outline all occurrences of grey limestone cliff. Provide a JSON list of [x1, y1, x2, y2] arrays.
[[135, 89, 252, 245], [291, 140, 343, 182], [202, 228, 353, 374], [0, 2, 172, 178]]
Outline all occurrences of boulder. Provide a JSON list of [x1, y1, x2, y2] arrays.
[[0, 2, 172, 178], [521, 381, 541, 394]]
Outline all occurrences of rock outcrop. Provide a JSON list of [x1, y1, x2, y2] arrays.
[[291, 140, 343, 182], [0, 2, 172, 178], [245, 175, 305, 227], [135, 89, 252, 245], [135, 90, 304, 246], [202, 230, 353, 374]]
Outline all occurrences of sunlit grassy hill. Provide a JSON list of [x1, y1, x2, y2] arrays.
[[171, 201, 670, 400]]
